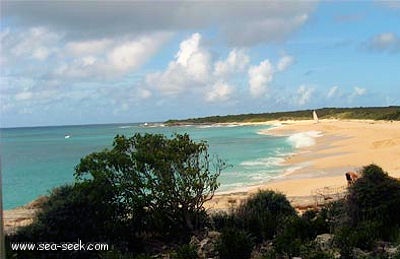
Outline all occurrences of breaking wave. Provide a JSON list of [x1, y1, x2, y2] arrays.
[[287, 131, 322, 148]]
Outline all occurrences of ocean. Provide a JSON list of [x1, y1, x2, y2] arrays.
[[0, 122, 306, 210]]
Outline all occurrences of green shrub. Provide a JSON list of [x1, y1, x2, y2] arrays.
[[347, 164, 400, 241], [236, 190, 296, 242], [216, 228, 254, 259], [7, 184, 132, 258], [7, 133, 227, 257], [299, 241, 335, 259], [172, 244, 198, 259], [75, 133, 225, 238], [331, 164, 400, 256], [274, 215, 315, 257], [210, 211, 241, 231], [334, 221, 379, 255], [302, 208, 330, 236]]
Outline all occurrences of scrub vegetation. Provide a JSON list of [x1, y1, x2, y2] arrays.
[[5, 133, 400, 258], [166, 106, 400, 124]]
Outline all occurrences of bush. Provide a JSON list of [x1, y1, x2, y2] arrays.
[[172, 244, 198, 259], [8, 133, 226, 257], [274, 215, 314, 256], [7, 184, 134, 258], [75, 133, 225, 238], [347, 164, 400, 241], [210, 211, 241, 231], [299, 241, 335, 259], [302, 208, 330, 236], [216, 228, 254, 259], [334, 221, 379, 255], [235, 190, 296, 242]]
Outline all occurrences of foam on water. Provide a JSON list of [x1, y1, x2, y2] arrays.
[[287, 131, 322, 148], [240, 156, 285, 167], [1, 123, 296, 209]]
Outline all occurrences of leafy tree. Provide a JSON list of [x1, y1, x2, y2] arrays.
[[8, 133, 224, 257], [235, 190, 296, 242], [75, 133, 225, 235]]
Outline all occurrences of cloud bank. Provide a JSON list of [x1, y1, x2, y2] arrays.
[[3, 1, 316, 45]]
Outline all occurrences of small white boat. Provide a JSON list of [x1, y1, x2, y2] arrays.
[[64, 135, 71, 139], [313, 110, 319, 123]]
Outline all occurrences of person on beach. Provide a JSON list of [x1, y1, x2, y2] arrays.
[[345, 171, 360, 186]]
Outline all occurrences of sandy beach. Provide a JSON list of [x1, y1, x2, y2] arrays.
[[5, 119, 400, 232], [206, 119, 400, 211]]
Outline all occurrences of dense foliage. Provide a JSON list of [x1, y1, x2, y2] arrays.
[[166, 106, 400, 124], [236, 190, 297, 241], [210, 165, 400, 258], [216, 228, 254, 259], [6, 135, 400, 259], [75, 133, 224, 235], [334, 164, 400, 253], [211, 190, 332, 258], [6, 133, 225, 257], [6, 184, 120, 258]]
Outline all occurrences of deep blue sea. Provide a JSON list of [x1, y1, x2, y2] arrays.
[[0, 123, 298, 210]]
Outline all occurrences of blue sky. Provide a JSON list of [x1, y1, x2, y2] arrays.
[[1, 1, 399, 127]]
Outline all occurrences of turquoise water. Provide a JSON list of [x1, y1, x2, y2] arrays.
[[0, 123, 294, 209]]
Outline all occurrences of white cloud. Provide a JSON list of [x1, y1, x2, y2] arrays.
[[15, 91, 34, 101], [4, 2, 316, 46], [354, 86, 366, 96], [214, 49, 250, 77], [146, 33, 211, 95], [32, 47, 51, 60], [367, 32, 400, 52], [248, 60, 273, 97], [296, 85, 314, 105], [327, 86, 339, 98], [277, 54, 294, 72], [205, 81, 233, 102], [175, 33, 210, 81], [10, 27, 60, 61], [66, 39, 112, 56], [138, 89, 152, 99], [378, 1, 400, 9], [347, 86, 367, 103], [55, 33, 170, 79], [225, 14, 310, 46], [108, 36, 162, 73]]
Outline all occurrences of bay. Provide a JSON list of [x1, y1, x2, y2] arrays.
[[0, 123, 294, 209]]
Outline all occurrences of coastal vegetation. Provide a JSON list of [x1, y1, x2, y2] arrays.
[[6, 133, 225, 258], [166, 106, 400, 124], [5, 133, 400, 258]]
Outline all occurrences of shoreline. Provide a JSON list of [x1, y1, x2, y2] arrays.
[[206, 119, 400, 211], [5, 119, 400, 232]]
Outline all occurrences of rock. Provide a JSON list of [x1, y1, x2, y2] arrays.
[[3, 208, 38, 235], [385, 244, 399, 256], [194, 231, 221, 259], [3, 195, 48, 235], [314, 233, 334, 251], [250, 241, 274, 258], [190, 235, 200, 247], [352, 247, 371, 258], [374, 241, 400, 258], [24, 196, 48, 209]]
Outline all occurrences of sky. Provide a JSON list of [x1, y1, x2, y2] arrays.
[[1, 1, 400, 127]]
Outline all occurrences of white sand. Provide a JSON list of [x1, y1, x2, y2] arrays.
[[207, 119, 400, 210]]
